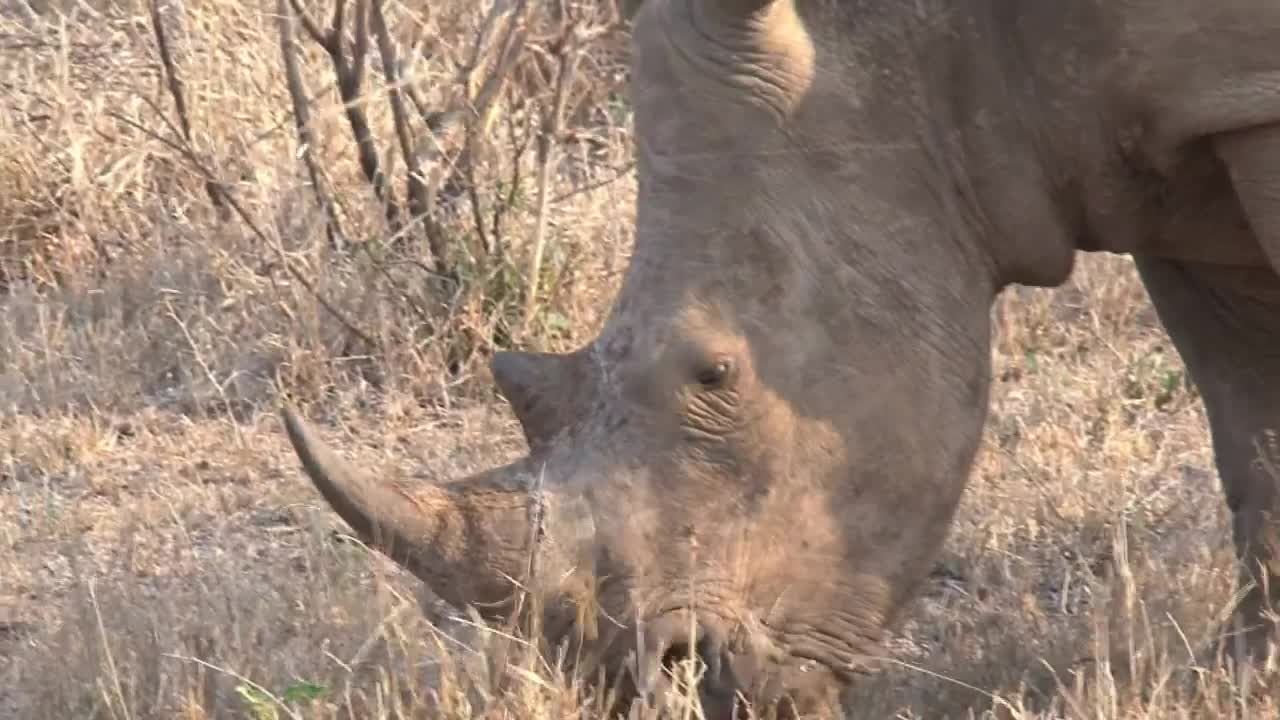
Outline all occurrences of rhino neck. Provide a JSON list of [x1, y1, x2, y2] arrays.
[[791, 0, 1085, 292], [933, 0, 1094, 291]]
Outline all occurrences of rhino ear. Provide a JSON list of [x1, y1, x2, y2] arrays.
[[491, 350, 577, 451]]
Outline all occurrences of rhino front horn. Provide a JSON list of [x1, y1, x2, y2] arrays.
[[280, 406, 550, 618]]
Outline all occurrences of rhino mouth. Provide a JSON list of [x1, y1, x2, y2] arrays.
[[616, 607, 854, 719]]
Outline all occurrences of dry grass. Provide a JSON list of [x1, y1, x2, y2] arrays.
[[1, 1, 1278, 718]]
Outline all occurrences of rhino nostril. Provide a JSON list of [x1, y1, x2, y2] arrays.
[[660, 641, 694, 674], [659, 629, 722, 680], [660, 632, 732, 691], [661, 638, 705, 675]]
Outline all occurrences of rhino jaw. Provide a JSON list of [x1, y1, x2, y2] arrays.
[[280, 405, 564, 617]]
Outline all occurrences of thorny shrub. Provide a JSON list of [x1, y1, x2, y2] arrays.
[[0, 0, 640, 417]]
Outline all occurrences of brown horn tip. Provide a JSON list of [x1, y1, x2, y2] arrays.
[[280, 405, 425, 559]]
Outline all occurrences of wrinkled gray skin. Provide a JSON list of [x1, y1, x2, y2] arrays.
[[282, 0, 1280, 715]]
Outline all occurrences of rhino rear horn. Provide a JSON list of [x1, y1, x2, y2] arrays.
[[491, 350, 581, 451]]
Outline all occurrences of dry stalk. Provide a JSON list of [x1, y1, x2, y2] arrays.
[[148, 0, 228, 220], [491, 105, 537, 255], [89, 580, 135, 720], [368, 0, 441, 265], [163, 296, 247, 448], [444, 0, 533, 269], [464, 0, 531, 139], [522, 22, 583, 331], [277, 0, 348, 251], [162, 653, 304, 720], [440, 0, 534, 273]]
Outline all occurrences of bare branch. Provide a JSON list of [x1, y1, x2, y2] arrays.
[[522, 23, 582, 330], [148, 0, 227, 218], [430, 0, 533, 273], [341, 0, 401, 231], [291, 0, 401, 234], [464, 139, 491, 266], [462, 0, 511, 89], [491, 106, 535, 256], [349, 0, 368, 80], [109, 108, 378, 351], [466, 0, 530, 138], [330, 0, 348, 49], [286, 0, 327, 47], [278, 0, 347, 251], [369, 0, 440, 267]]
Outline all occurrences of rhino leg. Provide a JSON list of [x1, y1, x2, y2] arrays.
[[1135, 256, 1280, 666]]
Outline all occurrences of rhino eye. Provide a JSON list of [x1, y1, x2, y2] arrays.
[[694, 359, 733, 389]]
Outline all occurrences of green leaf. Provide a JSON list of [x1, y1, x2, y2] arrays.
[[283, 681, 328, 704], [544, 311, 570, 335]]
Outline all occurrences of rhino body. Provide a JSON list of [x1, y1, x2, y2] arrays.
[[283, 0, 1280, 715]]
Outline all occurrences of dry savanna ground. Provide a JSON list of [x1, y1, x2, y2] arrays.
[[1, 1, 1277, 718]]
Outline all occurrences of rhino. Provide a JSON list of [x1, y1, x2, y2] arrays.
[[281, 0, 1280, 715]]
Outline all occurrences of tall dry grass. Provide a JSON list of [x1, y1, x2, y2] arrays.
[[1, 0, 1278, 718]]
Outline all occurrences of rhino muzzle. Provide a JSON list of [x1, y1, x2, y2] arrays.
[[642, 612, 848, 719], [280, 405, 839, 718]]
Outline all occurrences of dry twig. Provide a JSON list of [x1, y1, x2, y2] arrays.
[[107, 107, 377, 352], [522, 21, 583, 330], [277, 0, 348, 251], [149, 0, 228, 219], [288, 0, 402, 234], [369, 0, 439, 264]]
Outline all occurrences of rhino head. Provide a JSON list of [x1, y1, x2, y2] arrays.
[[285, 0, 1016, 714]]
